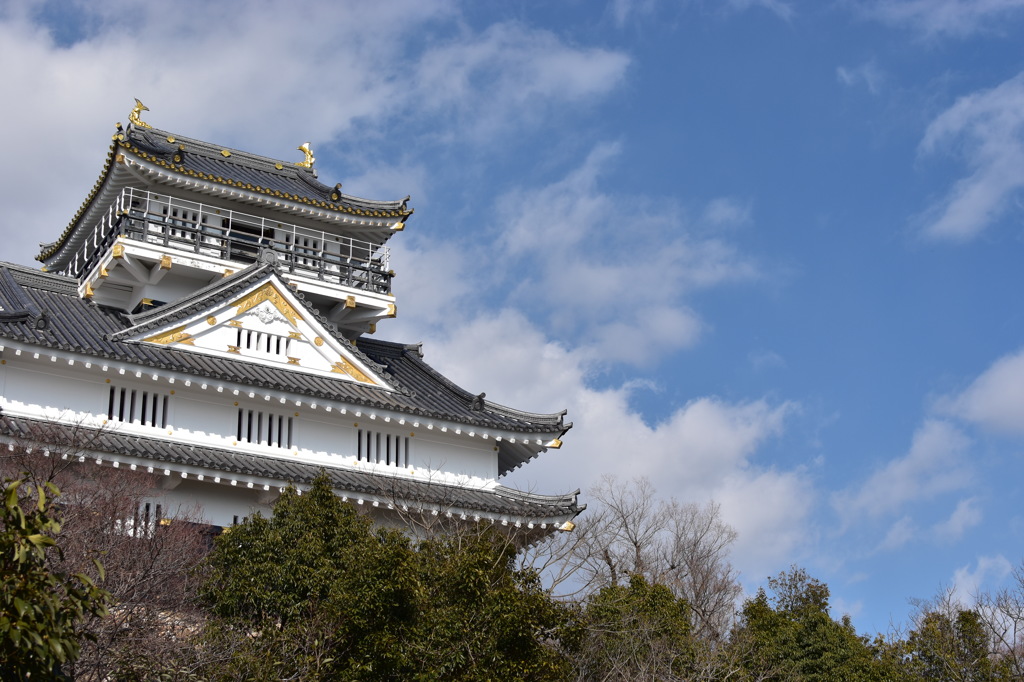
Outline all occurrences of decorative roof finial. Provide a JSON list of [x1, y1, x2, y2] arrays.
[[129, 98, 152, 129], [296, 142, 315, 168]]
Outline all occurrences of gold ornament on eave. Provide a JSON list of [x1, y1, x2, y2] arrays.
[[296, 142, 315, 168], [129, 98, 152, 129]]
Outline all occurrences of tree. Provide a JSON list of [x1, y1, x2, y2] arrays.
[[1, 435, 210, 681], [902, 588, 1005, 682], [976, 563, 1024, 679], [410, 528, 571, 680], [568, 476, 742, 641], [731, 566, 891, 681], [200, 471, 571, 680], [0, 477, 110, 679], [907, 609, 995, 681], [200, 472, 418, 679], [567, 574, 694, 681]]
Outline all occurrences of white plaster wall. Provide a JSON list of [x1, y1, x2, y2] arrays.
[[0, 353, 502, 486], [2, 361, 105, 420], [138, 273, 212, 309], [145, 478, 273, 527], [170, 393, 236, 447], [410, 432, 498, 480], [300, 410, 356, 461]]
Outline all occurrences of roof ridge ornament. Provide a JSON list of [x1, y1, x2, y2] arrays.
[[128, 98, 152, 129], [295, 142, 315, 168]]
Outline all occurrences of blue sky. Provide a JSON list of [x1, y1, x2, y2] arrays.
[[2, 0, 1024, 633]]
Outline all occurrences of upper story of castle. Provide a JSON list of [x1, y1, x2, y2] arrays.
[[37, 100, 412, 339]]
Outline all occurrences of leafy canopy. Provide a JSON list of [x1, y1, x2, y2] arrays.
[[1, 478, 110, 679]]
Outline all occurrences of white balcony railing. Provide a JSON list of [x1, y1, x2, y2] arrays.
[[68, 187, 393, 295]]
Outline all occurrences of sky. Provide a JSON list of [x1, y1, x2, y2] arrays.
[[2, 0, 1024, 634]]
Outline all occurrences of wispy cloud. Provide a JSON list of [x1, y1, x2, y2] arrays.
[[413, 22, 630, 141], [916, 71, 1024, 241], [386, 141, 806, 579], [702, 197, 753, 229], [942, 346, 1024, 434], [491, 145, 760, 365], [950, 555, 1013, 606], [863, 0, 1024, 39], [606, 0, 794, 26], [879, 515, 917, 551], [833, 420, 972, 525], [836, 61, 885, 94], [726, 0, 796, 21], [933, 498, 983, 543]]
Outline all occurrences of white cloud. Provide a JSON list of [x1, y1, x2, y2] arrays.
[[932, 498, 983, 543], [492, 144, 759, 365], [950, 555, 1013, 606], [0, 1, 630, 265], [833, 420, 972, 525], [387, 225, 807, 581], [836, 61, 885, 95], [412, 22, 630, 141], [395, 300, 807, 577], [916, 71, 1024, 241], [607, 0, 659, 27], [879, 515, 917, 551], [863, 0, 1024, 39], [944, 346, 1024, 434], [749, 349, 786, 371], [606, 0, 794, 26], [726, 0, 796, 21], [702, 197, 753, 229]]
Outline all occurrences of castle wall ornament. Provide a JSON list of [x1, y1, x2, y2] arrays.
[[247, 301, 287, 325], [231, 283, 300, 326], [129, 98, 152, 129], [296, 142, 315, 168]]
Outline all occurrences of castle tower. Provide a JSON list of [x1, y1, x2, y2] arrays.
[[0, 102, 580, 540]]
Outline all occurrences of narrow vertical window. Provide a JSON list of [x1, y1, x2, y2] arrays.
[[237, 408, 296, 450], [107, 385, 170, 428]]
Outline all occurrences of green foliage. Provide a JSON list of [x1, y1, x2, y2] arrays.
[[410, 529, 570, 680], [201, 472, 417, 679], [0, 478, 110, 679], [571, 574, 694, 680], [733, 567, 892, 681], [906, 608, 999, 681], [201, 471, 569, 680]]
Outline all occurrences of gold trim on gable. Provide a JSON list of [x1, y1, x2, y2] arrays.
[[331, 357, 373, 384], [231, 283, 300, 326], [144, 325, 194, 346]]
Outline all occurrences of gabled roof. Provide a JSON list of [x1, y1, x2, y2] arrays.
[[0, 263, 568, 451], [111, 260, 390, 386], [0, 414, 582, 526]]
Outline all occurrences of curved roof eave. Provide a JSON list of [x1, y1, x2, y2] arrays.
[[38, 122, 415, 265]]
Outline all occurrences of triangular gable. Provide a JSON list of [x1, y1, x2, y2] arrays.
[[123, 275, 388, 387]]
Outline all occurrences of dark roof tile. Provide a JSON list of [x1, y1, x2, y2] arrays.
[[0, 414, 581, 521], [0, 264, 566, 437]]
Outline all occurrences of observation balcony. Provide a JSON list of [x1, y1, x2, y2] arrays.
[[69, 188, 393, 296], [71, 188, 398, 336]]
